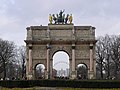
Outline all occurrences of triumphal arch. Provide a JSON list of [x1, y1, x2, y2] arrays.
[[25, 11, 96, 80]]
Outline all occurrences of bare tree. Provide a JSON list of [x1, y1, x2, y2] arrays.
[[96, 36, 106, 79], [0, 39, 16, 80], [6, 62, 16, 80], [110, 35, 120, 79], [102, 35, 112, 79], [96, 35, 120, 79], [96, 35, 112, 79], [17, 46, 26, 79]]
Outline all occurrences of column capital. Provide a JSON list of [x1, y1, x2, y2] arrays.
[[89, 44, 93, 49], [46, 44, 51, 49], [72, 43, 75, 49], [28, 44, 32, 49], [29, 46, 32, 49]]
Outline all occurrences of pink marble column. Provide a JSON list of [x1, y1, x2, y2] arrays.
[[89, 44, 93, 71], [89, 44, 94, 79], [46, 44, 50, 79], [47, 49, 50, 73], [71, 43, 76, 79], [29, 49, 32, 73], [90, 49, 93, 71], [28, 45, 33, 79], [72, 48, 75, 72]]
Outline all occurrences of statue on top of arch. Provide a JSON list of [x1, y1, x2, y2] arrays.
[[49, 10, 73, 24]]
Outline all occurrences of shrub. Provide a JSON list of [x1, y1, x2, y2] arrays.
[[0, 80, 120, 88]]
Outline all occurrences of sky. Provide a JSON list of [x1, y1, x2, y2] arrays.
[[0, 0, 120, 45], [1, 0, 120, 71], [53, 51, 69, 70]]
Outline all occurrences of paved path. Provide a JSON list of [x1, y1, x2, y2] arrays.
[[35, 87, 58, 90]]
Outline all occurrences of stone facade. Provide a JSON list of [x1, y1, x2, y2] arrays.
[[25, 24, 96, 79]]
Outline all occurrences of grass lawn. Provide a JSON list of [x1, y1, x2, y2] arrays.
[[0, 87, 120, 90]]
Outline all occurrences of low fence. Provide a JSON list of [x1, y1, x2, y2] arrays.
[[0, 80, 120, 88]]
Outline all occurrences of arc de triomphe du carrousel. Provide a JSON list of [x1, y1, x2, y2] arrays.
[[25, 10, 97, 80]]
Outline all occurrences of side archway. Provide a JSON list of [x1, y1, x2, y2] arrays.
[[34, 64, 45, 79], [77, 63, 88, 79]]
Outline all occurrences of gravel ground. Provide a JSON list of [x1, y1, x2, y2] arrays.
[[34, 87, 58, 90]]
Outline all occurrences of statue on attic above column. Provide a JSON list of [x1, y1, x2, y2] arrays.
[[49, 10, 73, 24], [69, 14, 73, 24], [49, 14, 53, 24]]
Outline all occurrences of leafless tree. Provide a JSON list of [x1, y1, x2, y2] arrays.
[[96, 35, 120, 79], [96, 36, 106, 79], [110, 35, 120, 79], [6, 62, 16, 80], [17, 46, 26, 79], [103, 35, 115, 79], [0, 39, 16, 80]]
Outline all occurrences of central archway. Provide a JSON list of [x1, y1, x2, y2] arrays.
[[52, 51, 70, 79]]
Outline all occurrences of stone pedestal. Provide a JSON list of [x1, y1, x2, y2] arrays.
[[45, 70, 48, 79], [48, 24, 74, 30], [89, 71, 94, 79], [71, 71, 76, 79], [27, 75, 33, 80], [45, 72, 49, 79]]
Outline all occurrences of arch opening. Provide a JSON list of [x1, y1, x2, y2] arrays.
[[35, 64, 45, 79], [53, 51, 70, 79], [77, 64, 88, 79]]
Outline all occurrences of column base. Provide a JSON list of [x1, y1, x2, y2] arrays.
[[71, 71, 76, 79], [45, 72, 50, 79], [88, 71, 95, 79], [44, 70, 47, 79], [45, 75, 48, 79], [27, 74, 33, 80]]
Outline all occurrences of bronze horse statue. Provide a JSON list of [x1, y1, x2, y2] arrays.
[[52, 10, 70, 24]]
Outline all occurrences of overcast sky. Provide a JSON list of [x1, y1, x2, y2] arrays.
[[0, 0, 120, 45]]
